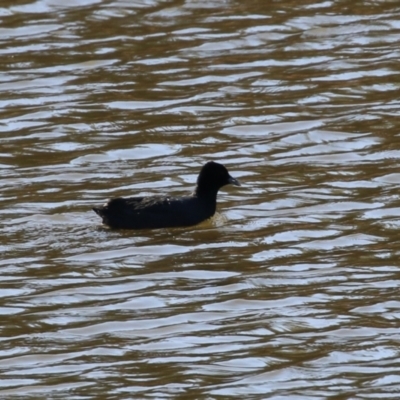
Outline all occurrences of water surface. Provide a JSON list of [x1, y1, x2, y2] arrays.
[[1, 0, 400, 398]]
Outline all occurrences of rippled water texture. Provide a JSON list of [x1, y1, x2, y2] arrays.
[[2, 0, 400, 398]]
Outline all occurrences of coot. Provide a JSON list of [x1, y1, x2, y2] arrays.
[[93, 161, 240, 229]]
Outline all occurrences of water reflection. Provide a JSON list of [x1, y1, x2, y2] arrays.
[[1, 0, 400, 398]]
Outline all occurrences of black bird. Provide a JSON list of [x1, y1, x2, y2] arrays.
[[93, 161, 240, 229]]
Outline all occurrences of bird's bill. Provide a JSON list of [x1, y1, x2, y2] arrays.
[[228, 176, 241, 186]]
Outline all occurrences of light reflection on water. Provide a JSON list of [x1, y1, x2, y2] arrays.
[[1, 0, 400, 398]]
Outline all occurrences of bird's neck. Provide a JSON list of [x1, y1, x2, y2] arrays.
[[194, 185, 219, 199]]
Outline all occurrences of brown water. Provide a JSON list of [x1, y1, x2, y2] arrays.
[[2, 0, 400, 398]]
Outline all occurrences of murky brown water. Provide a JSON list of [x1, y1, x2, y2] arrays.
[[2, 0, 400, 398]]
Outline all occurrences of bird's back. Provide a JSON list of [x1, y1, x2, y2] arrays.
[[93, 194, 216, 229]]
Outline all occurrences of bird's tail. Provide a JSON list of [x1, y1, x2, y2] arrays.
[[92, 207, 102, 216]]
